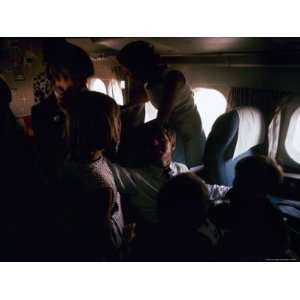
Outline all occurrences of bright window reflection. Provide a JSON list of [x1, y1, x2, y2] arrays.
[[108, 79, 124, 105], [88, 78, 107, 94], [144, 101, 158, 123], [193, 88, 227, 136], [285, 107, 300, 163]]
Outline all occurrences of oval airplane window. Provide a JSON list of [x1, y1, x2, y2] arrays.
[[88, 78, 107, 94], [108, 79, 124, 105], [285, 107, 300, 164], [193, 88, 227, 137]]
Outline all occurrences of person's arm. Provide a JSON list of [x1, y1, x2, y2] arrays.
[[122, 79, 149, 111], [207, 184, 232, 201], [156, 70, 186, 125], [91, 187, 115, 253], [179, 163, 231, 201], [107, 161, 138, 195]]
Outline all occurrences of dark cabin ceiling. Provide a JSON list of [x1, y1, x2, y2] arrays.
[[66, 37, 300, 56], [2, 38, 300, 71]]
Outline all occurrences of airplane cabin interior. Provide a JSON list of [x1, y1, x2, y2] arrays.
[[1, 37, 300, 262]]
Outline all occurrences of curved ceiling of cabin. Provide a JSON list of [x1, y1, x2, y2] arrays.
[[66, 37, 300, 56], [2, 38, 300, 71]]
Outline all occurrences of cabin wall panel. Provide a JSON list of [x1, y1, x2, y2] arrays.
[[171, 64, 300, 98]]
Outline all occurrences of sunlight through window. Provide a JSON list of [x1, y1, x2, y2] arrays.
[[285, 107, 300, 163], [144, 101, 158, 123], [88, 78, 107, 94], [108, 79, 124, 105], [193, 88, 227, 137]]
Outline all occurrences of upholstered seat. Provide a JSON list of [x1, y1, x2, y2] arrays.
[[268, 96, 300, 172], [203, 107, 266, 186]]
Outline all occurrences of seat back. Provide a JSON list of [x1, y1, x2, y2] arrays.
[[203, 107, 266, 186], [268, 95, 300, 172]]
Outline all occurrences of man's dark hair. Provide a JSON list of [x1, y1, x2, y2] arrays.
[[117, 40, 161, 71], [47, 42, 94, 82], [141, 121, 176, 147]]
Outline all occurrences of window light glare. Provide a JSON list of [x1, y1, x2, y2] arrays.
[[293, 117, 300, 152], [193, 88, 227, 137], [285, 107, 300, 164], [120, 80, 126, 89], [108, 79, 124, 105], [145, 101, 158, 123], [88, 78, 107, 94]]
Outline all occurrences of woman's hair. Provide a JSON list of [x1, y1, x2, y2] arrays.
[[158, 173, 210, 229], [117, 40, 162, 71], [69, 91, 120, 158], [47, 42, 94, 83]]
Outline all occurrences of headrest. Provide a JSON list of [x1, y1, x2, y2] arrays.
[[268, 96, 300, 164], [233, 107, 265, 159]]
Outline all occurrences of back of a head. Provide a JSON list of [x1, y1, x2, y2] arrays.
[[117, 40, 160, 70], [234, 155, 283, 196], [47, 42, 94, 81], [158, 173, 210, 229], [69, 91, 120, 156]]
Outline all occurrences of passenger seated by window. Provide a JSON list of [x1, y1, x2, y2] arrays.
[[31, 42, 94, 183], [108, 122, 230, 227], [60, 91, 125, 261], [117, 40, 206, 168], [150, 173, 221, 261], [211, 155, 289, 261]]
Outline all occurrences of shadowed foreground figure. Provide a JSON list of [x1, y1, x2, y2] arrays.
[[211, 155, 290, 261], [133, 173, 221, 261], [31, 41, 94, 183], [0, 78, 46, 260], [58, 91, 125, 261]]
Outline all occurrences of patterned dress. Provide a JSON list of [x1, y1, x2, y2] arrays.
[[63, 156, 125, 250], [33, 72, 54, 103]]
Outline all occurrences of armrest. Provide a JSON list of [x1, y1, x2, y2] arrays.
[[190, 164, 205, 173]]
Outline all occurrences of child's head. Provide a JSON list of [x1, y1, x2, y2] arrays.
[[47, 42, 94, 105], [158, 173, 210, 230], [69, 91, 121, 158], [234, 155, 283, 197]]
